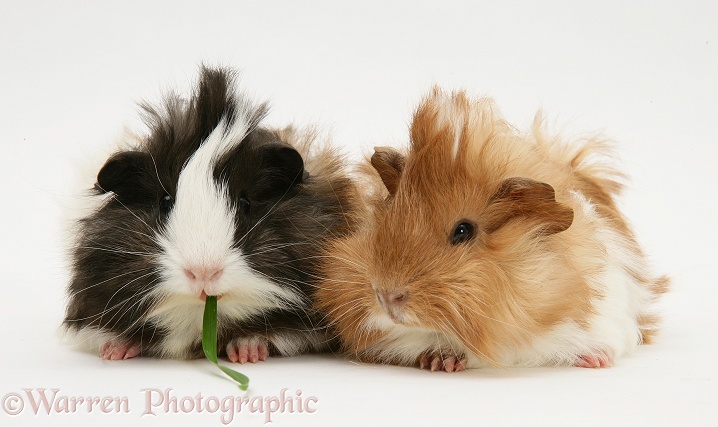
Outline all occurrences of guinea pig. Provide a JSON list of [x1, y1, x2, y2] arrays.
[[63, 66, 357, 362], [314, 87, 669, 372]]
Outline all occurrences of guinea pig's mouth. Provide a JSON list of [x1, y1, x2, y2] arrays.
[[199, 290, 223, 302]]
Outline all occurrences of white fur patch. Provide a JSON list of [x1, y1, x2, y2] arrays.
[[364, 320, 467, 366], [362, 309, 464, 365], [429, 92, 497, 162], [483, 192, 653, 368], [60, 325, 118, 355], [571, 192, 652, 353], [150, 304, 203, 358], [431, 92, 465, 160], [269, 330, 328, 356]]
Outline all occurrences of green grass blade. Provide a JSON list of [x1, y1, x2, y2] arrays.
[[218, 365, 250, 390], [202, 295, 250, 390], [202, 295, 219, 363]]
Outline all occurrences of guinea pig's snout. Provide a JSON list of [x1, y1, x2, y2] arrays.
[[184, 265, 224, 298], [374, 287, 409, 323]]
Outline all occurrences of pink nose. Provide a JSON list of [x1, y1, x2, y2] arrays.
[[375, 289, 409, 323], [376, 290, 409, 307], [184, 266, 224, 296], [388, 291, 408, 305]]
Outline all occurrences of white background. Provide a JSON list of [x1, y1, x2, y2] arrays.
[[1, 1, 716, 426]]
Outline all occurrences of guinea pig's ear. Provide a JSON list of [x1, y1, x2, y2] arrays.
[[371, 146, 405, 196], [257, 142, 305, 197], [96, 151, 152, 195], [483, 177, 574, 235]]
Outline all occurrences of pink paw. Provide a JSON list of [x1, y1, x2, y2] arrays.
[[226, 336, 269, 364], [575, 349, 614, 368], [418, 351, 467, 373], [100, 341, 140, 360]]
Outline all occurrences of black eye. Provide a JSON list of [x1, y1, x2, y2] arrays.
[[450, 221, 475, 245], [159, 194, 173, 214], [239, 197, 250, 215]]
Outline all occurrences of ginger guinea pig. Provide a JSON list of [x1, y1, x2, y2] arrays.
[[64, 66, 357, 362], [315, 88, 668, 371]]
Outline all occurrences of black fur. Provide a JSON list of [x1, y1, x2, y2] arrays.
[[64, 66, 354, 358]]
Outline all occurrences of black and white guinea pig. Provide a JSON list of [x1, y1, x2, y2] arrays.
[[63, 66, 358, 362]]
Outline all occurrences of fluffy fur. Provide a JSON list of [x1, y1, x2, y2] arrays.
[[314, 87, 668, 371], [64, 66, 358, 360]]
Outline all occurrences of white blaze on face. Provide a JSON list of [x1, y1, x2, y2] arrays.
[[153, 101, 305, 320], [158, 112, 250, 298]]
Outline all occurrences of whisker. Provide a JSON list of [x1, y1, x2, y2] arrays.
[[235, 175, 299, 245], [97, 270, 158, 326], [149, 152, 170, 196], [66, 267, 155, 299], [89, 218, 157, 242], [70, 284, 157, 323], [76, 246, 156, 256], [105, 193, 155, 232]]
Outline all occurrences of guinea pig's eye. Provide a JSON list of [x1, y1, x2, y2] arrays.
[[159, 194, 173, 214], [239, 197, 250, 215], [450, 221, 475, 245]]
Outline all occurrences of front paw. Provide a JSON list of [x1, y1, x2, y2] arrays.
[[418, 350, 467, 372], [575, 349, 614, 368], [226, 336, 269, 364], [100, 340, 140, 360]]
